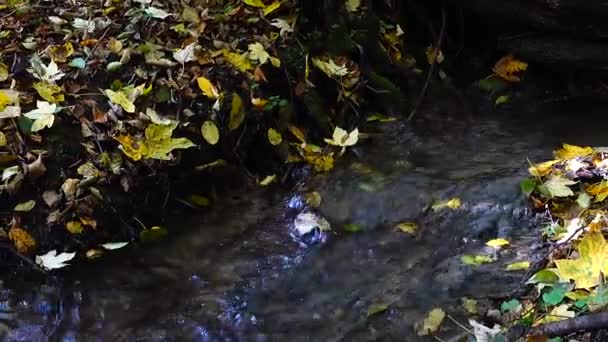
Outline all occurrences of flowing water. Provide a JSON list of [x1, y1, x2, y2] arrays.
[[2, 98, 607, 341]]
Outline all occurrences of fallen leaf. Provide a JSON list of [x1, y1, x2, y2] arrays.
[[555, 231, 608, 289], [468, 319, 502, 342], [259, 174, 277, 186], [324, 126, 358, 147], [528, 159, 560, 177], [431, 197, 461, 211], [461, 298, 477, 314], [461, 254, 494, 266], [243, 0, 266, 8], [416, 308, 445, 336], [249, 42, 271, 65], [144, 7, 172, 19], [395, 222, 418, 234], [35, 250, 76, 270], [23, 101, 59, 132], [294, 212, 331, 235], [554, 143, 594, 160], [14, 200, 36, 212], [139, 226, 168, 243], [506, 261, 530, 271], [586, 182, 608, 202], [345, 0, 361, 12], [9, 227, 36, 253], [543, 175, 576, 198], [66, 220, 83, 234], [228, 93, 245, 130], [366, 303, 388, 317], [101, 241, 129, 250], [267, 128, 282, 145], [196, 76, 219, 99], [201, 120, 220, 145], [105, 89, 135, 113], [486, 238, 510, 248], [33, 81, 64, 103]]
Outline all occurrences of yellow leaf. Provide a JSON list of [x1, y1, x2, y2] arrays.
[[243, 0, 266, 7], [534, 304, 575, 325], [555, 231, 608, 289], [528, 159, 560, 177], [196, 76, 219, 99], [431, 197, 461, 211], [269, 56, 281, 67], [461, 298, 477, 314], [259, 174, 277, 186], [0, 90, 9, 111], [492, 54, 527, 82], [251, 97, 269, 108], [288, 124, 307, 143], [33, 81, 64, 103], [229, 93, 245, 130], [48, 41, 74, 63], [105, 89, 135, 113], [587, 182, 608, 202], [201, 120, 220, 145], [486, 238, 510, 248], [0, 131, 6, 147], [267, 128, 282, 145], [345, 0, 361, 12], [248, 42, 270, 65], [8, 227, 36, 253], [506, 261, 530, 271], [0, 63, 8, 82], [263, 1, 281, 16], [395, 222, 418, 234], [303, 153, 334, 172], [144, 123, 196, 160], [114, 134, 147, 161], [416, 308, 445, 336], [554, 143, 594, 160], [66, 220, 84, 234], [222, 49, 254, 72]]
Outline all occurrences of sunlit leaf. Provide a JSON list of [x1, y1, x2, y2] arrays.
[[14, 200, 36, 212], [197, 76, 220, 99], [461, 254, 494, 266], [222, 49, 254, 72], [555, 231, 608, 289], [105, 89, 135, 113], [33, 81, 64, 103], [35, 250, 76, 270], [486, 238, 510, 248], [267, 128, 282, 145], [528, 159, 560, 177], [506, 261, 530, 271], [554, 143, 594, 160], [101, 241, 129, 250], [66, 220, 83, 234], [543, 175, 576, 198], [395, 222, 418, 234]]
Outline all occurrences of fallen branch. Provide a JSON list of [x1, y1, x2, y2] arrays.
[[530, 312, 608, 337]]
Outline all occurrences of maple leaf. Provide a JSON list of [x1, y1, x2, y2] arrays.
[[555, 231, 608, 289], [270, 18, 294, 37], [492, 54, 527, 82], [543, 175, 576, 197], [23, 101, 60, 132], [554, 143, 594, 160], [324, 126, 358, 147], [248, 42, 270, 65]]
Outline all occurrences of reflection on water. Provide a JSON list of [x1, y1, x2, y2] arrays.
[[3, 101, 608, 341]]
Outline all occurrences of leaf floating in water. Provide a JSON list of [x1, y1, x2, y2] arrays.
[[461, 298, 477, 314], [506, 261, 530, 271], [35, 250, 76, 270], [65, 220, 83, 234], [528, 159, 560, 177], [485, 238, 509, 248], [366, 303, 388, 317], [416, 308, 445, 336], [461, 254, 494, 266], [294, 212, 331, 236], [395, 222, 418, 235], [259, 174, 277, 186], [101, 241, 129, 250], [431, 197, 461, 211]]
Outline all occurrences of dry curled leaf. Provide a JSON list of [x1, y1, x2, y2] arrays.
[[492, 55, 527, 82], [8, 227, 36, 253]]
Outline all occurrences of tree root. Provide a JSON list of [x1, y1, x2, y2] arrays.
[[529, 312, 608, 337]]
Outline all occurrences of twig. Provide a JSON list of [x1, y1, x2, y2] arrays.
[[530, 312, 608, 337], [407, 1, 447, 121]]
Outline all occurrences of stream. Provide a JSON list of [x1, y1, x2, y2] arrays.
[[2, 98, 607, 341]]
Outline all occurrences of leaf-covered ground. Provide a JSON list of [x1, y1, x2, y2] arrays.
[[0, 0, 421, 270]]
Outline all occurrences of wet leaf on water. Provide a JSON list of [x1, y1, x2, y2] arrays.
[[344, 223, 363, 233], [500, 299, 521, 313], [461, 254, 494, 266], [14, 200, 36, 212], [416, 308, 445, 336], [486, 238, 509, 248], [495, 95, 510, 106], [366, 113, 397, 122], [303, 191, 322, 207], [506, 261, 530, 271], [267, 128, 282, 145], [492, 54, 527, 82], [461, 298, 477, 314], [395, 222, 418, 234], [431, 197, 461, 211], [65, 220, 83, 234], [0, 131, 6, 147], [139, 226, 168, 243], [259, 174, 277, 186], [520, 178, 536, 196], [554, 143, 594, 160], [8, 227, 36, 253], [366, 303, 388, 317], [194, 159, 227, 172], [555, 231, 608, 289], [543, 175, 576, 198], [201, 120, 220, 145], [35, 250, 76, 270], [101, 241, 129, 250], [229, 93, 245, 130]]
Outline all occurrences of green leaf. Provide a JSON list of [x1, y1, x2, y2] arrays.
[[201, 120, 220, 145], [542, 285, 568, 306], [543, 175, 576, 198], [519, 178, 536, 196], [527, 269, 559, 284], [500, 299, 521, 313], [139, 226, 168, 243], [461, 254, 494, 266], [416, 308, 445, 336], [14, 200, 36, 212]]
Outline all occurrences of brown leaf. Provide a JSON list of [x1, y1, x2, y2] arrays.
[[8, 227, 36, 254], [25, 155, 46, 180]]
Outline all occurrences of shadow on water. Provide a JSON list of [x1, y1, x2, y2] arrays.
[[3, 99, 608, 341]]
